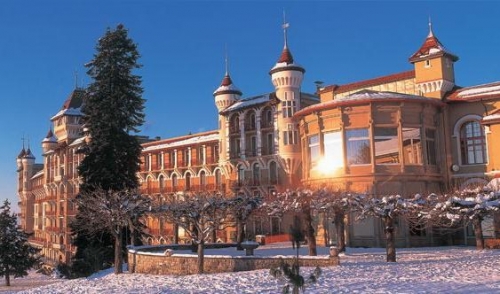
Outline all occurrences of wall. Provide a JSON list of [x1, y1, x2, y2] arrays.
[[128, 248, 339, 275]]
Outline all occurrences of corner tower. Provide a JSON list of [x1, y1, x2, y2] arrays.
[[269, 17, 305, 182], [409, 20, 459, 99], [213, 58, 242, 163]]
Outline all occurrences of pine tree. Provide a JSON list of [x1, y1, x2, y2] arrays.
[[0, 200, 40, 286], [71, 24, 146, 276]]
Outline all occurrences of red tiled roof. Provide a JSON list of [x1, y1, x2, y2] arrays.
[[409, 33, 458, 63], [277, 47, 294, 64], [220, 74, 233, 87], [319, 70, 415, 95]]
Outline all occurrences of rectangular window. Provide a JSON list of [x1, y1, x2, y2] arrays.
[[309, 135, 320, 170], [403, 127, 422, 165], [346, 129, 371, 165], [283, 130, 298, 145], [425, 129, 437, 165], [282, 100, 296, 118], [374, 127, 400, 164], [323, 131, 344, 168]]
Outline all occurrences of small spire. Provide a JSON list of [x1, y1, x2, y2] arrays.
[[224, 44, 229, 76], [74, 70, 79, 89], [282, 10, 289, 49], [427, 16, 434, 38]]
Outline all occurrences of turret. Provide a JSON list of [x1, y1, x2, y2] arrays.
[[409, 20, 458, 99], [16, 147, 26, 171], [41, 129, 57, 154], [213, 60, 242, 112], [269, 17, 305, 182]]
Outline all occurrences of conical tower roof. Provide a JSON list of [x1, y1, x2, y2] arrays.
[[409, 21, 458, 63]]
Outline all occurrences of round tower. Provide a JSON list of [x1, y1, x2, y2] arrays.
[[16, 147, 26, 172], [213, 62, 242, 163], [269, 19, 305, 183], [21, 148, 35, 193], [42, 129, 58, 154]]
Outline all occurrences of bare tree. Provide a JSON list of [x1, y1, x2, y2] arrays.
[[151, 191, 236, 274], [352, 194, 425, 262], [420, 190, 500, 250], [71, 187, 151, 274], [263, 189, 318, 256], [228, 193, 262, 250]]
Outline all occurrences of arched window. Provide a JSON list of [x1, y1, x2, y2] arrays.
[[230, 115, 239, 133], [200, 170, 206, 190], [460, 121, 487, 164], [172, 174, 178, 192], [185, 173, 191, 191], [252, 163, 260, 186], [237, 164, 245, 186], [215, 169, 222, 190], [159, 175, 165, 193]]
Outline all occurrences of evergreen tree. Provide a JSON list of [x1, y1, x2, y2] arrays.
[[0, 200, 40, 286], [71, 24, 145, 275]]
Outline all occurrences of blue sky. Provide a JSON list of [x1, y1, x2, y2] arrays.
[[2, 1, 500, 211]]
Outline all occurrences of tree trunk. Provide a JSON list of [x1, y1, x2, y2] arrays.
[[334, 211, 346, 252], [303, 202, 317, 256], [322, 213, 329, 247], [384, 217, 396, 262], [5, 267, 10, 287], [236, 218, 245, 250], [114, 228, 123, 274], [197, 240, 205, 274], [212, 228, 217, 243], [472, 217, 485, 250], [173, 223, 179, 244]]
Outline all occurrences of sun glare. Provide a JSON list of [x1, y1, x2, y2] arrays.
[[316, 156, 343, 174]]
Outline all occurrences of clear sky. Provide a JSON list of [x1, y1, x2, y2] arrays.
[[2, 1, 500, 212]]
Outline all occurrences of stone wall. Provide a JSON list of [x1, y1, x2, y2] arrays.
[[128, 249, 339, 275]]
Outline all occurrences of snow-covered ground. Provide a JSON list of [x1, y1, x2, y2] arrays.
[[3, 244, 500, 293]]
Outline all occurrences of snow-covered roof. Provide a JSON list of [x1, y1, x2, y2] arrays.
[[142, 132, 219, 152], [222, 94, 272, 113], [51, 107, 82, 121], [31, 169, 44, 180], [213, 74, 242, 96], [69, 136, 86, 147], [448, 82, 500, 101], [295, 90, 443, 118]]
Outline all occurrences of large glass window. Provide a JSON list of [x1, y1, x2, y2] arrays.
[[308, 134, 320, 170], [323, 131, 344, 169], [460, 121, 487, 164], [346, 129, 371, 165], [374, 127, 399, 164], [402, 127, 422, 165]]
